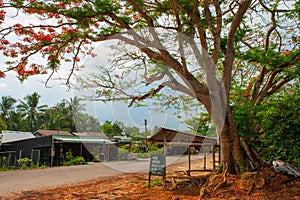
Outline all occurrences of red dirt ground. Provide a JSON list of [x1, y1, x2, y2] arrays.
[[5, 160, 300, 200]]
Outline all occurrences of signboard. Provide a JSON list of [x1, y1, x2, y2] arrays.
[[148, 154, 166, 188], [149, 154, 166, 176]]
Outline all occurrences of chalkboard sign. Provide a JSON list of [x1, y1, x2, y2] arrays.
[[149, 154, 166, 176]]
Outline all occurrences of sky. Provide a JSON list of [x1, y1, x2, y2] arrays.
[[0, 7, 201, 132], [0, 70, 191, 131], [1, 72, 194, 133]]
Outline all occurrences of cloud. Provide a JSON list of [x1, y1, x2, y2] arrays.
[[0, 83, 7, 89]]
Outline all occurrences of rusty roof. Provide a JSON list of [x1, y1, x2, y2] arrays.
[[148, 127, 217, 146], [34, 130, 73, 137]]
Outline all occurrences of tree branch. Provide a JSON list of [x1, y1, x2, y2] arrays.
[[223, 0, 252, 98], [128, 84, 165, 107]]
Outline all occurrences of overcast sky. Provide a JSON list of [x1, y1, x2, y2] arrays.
[[0, 8, 197, 132], [0, 70, 190, 131]]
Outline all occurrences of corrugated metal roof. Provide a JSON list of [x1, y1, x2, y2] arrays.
[[34, 130, 73, 137], [1, 130, 35, 143], [73, 132, 108, 138], [148, 127, 217, 146], [52, 135, 114, 144]]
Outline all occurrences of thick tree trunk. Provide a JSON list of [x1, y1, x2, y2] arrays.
[[219, 107, 244, 174]]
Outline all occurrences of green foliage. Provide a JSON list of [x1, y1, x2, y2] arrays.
[[17, 92, 48, 132], [101, 120, 123, 136], [63, 150, 85, 166], [0, 93, 102, 133], [185, 112, 217, 137], [17, 157, 32, 169], [255, 92, 300, 167], [65, 149, 74, 161], [238, 48, 300, 70], [63, 156, 85, 166], [233, 84, 300, 168], [238, 159, 246, 174], [1, 156, 7, 168], [0, 117, 7, 132], [143, 178, 162, 188]]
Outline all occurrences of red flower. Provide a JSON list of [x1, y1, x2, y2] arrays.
[[33, 32, 52, 42], [47, 27, 55, 32], [54, 2, 66, 9], [1, 40, 10, 45], [0, 70, 5, 78], [43, 46, 53, 51], [13, 23, 22, 28], [282, 50, 290, 55]]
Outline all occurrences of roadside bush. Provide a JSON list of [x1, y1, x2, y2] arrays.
[[17, 157, 32, 169], [63, 156, 85, 166], [1, 156, 7, 168]]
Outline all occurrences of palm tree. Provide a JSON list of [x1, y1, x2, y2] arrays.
[[17, 92, 48, 132], [40, 108, 66, 130], [8, 111, 26, 131], [65, 97, 86, 132], [0, 96, 17, 125]]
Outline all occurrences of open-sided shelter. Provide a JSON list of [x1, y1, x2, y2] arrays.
[[148, 127, 220, 172]]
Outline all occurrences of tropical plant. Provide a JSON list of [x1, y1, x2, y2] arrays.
[[232, 82, 300, 168], [66, 97, 86, 132], [63, 150, 85, 166], [17, 92, 48, 132], [0, 96, 17, 125], [74, 113, 102, 132], [39, 109, 68, 130], [101, 120, 123, 136], [17, 157, 32, 169], [0, 117, 7, 136]]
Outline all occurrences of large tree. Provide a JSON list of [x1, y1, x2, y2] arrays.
[[0, 0, 299, 173]]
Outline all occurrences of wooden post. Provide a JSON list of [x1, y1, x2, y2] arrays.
[[107, 144, 110, 161], [203, 147, 206, 171], [163, 133, 167, 187], [212, 145, 216, 170], [163, 133, 167, 156], [80, 143, 83, 156], [188, 146, 191, 172], [218, 145, 221, 165], [148, 173, 151, 189]]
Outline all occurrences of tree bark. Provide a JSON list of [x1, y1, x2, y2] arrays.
[[219, 108, 244, 174]]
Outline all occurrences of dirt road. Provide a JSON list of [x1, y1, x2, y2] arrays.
[[0, 155, 200, 197]]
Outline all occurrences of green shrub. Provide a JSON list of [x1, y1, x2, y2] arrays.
[[1, 156, 7, 168], [17, 157, 32, 169], [63, 156, 85, 166]]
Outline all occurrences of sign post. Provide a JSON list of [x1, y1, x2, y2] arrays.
[[148, 154, 166, 188]]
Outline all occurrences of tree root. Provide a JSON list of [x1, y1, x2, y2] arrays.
[[200, 163, 229, 200], [199, 166, 294, 199]]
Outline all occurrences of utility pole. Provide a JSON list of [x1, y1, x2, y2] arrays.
[[144, 119, 148, 152]]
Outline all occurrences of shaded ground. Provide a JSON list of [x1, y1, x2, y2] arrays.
[[2, 159, 300, 200]]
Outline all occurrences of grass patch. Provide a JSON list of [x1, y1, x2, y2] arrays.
[[143, 178, 162, 188]]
